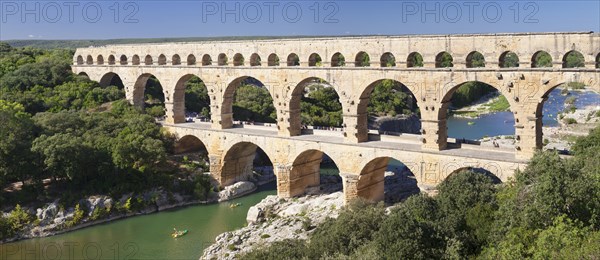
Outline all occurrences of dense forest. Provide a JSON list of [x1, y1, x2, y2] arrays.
[[242, 126, 600, 259]]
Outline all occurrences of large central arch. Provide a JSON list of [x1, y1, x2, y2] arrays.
[[440, 81, 516, 144]]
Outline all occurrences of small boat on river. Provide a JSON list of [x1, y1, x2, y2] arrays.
[[172, 229, 188, 238]]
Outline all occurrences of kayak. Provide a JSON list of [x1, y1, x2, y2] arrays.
[[467, 122, 475, 125], [230, 203, 242, 208], [172, 229, 188, 238]]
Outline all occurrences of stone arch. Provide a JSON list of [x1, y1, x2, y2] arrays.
[[132, 73, 165, 109], [407, 52, 423, 67], [98, 72, 124, 89], [219, 141, 274, 186], [86, 55, 93, 65], [435, 51, 453, 68], [108, 55, 115, 65], [172, 74, 211, 124], [250, 53, 261, 66], [331, 52, 346, 67], [287, 53, 300, 66], [202, 54, 212, 66], [187, 54, 196, 65], [78, 72, 89, 78], [466, 51, 485, 68], [308, 53, 322, 67], [532, 80, 596, 151], [380, 52, 396, 67], [440, 81, 516, 142], [596, 53, 600, 68], [220, 76, 276, 128], [119, 55, 128, 65], [357, 157, 388, 202], [531, 50, 552, 68], [76, 55, 83, 65], [499, 51, 519, 68], [562, 50, 585, 68], [158, 54, 167, 65], [355, 51, 370, 67], [355, 156, 421, 204], [218, 53, 228, 66], [288, 77, 344, 136], [268, 53, 280, 66], [132, 55, 140, 65], [96, 55, 104, 65], [173, 135, 208, 156], [172, 54, 181, 65], [286, 149, 341, 197], [233, 53, 244, 66], [357, 79, 420, 141], [144, 55, 153, 65]]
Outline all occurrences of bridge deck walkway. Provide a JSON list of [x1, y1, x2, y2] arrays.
[[163, 121, 526, 164]]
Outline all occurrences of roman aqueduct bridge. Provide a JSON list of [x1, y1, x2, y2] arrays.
[[72, 32, 600, 203]]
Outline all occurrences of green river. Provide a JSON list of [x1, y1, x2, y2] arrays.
[[0, 183, 277, 260]]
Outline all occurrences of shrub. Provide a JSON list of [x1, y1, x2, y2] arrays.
[[89, 206, 109, 221], [193, 174, 213, 200], [564, 118, 577, 124], [66, 203, 85, 227], [0, 215, 15, 240], [241, 239, 307, 260], [8, 204, 33, 232]]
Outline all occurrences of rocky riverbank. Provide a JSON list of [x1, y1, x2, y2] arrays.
[[1, 175, 271, 244], [452, 91, 508, 119], [201, 169, 420, 260], [201, 192, 346, 260]]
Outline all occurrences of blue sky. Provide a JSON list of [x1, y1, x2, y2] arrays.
[[1, 1, 599, 40]]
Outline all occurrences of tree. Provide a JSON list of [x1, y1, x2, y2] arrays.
[[563, 51, 585, 68], [184, 76, 210, 118], [367, 80, 417, 116], [374, 195, 445, 259], [31, 133, 97, 181], [112, 127, 166, 172], [435, 169, 498, 256], [534, 52, 552, 68], [0, 100, 37, 184], [307, 200, 386, 258], [233, 85, 276, 123]]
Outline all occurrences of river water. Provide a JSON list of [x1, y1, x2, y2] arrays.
[[0, 183, 277, 260], [447, 88, 600, 140]]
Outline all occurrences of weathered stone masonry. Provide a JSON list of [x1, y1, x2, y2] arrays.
[[73, 32, 600, 203]]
